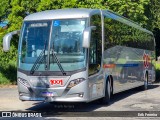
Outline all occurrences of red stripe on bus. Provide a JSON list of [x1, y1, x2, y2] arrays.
[[103, 64, 116, 68]]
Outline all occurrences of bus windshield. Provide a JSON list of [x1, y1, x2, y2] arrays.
[[19, 19, 87, 72]]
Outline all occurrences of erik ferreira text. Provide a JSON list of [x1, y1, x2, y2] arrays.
[[138, 112, 158, 117]]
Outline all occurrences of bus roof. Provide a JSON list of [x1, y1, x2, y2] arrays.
[[24, 9, 100, 21]]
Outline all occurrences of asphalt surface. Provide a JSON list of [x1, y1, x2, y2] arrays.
[[0, 83, 160, 120]]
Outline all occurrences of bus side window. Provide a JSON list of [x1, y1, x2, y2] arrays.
[[89, 14, 102, 76]]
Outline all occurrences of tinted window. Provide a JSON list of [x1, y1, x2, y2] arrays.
[[104, 15, 154, 51]]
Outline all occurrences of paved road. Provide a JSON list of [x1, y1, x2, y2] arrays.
[[0, 83, 160, 119]]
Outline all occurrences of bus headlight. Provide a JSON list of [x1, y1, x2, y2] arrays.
[[18, 78, 30, 88], [67, 78, 85, 89]]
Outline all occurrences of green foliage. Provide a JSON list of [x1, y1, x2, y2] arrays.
[[0, 61, 17, 85], [105, 0, 150, 27], [155, 62, 160, 82], [0, 0, 10, 21], [37, 0, 75, 11], [0, 30, 17, 84], [148, 0, 160, 29], [7, 0, 40, 32], [76, 0, 105, 9], [37, 0, 105, 11]]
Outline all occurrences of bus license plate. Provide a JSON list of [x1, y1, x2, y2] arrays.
[[42, 92, 56, 97]]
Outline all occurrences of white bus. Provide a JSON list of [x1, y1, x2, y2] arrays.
[[3, 9, 155, 104]]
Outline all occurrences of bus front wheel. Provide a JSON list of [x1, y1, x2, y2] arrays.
[[101, 79, 112, 104]]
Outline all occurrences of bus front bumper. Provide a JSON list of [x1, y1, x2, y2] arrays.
[[19, 95, 88, 102], [18, 80, 89, 102]]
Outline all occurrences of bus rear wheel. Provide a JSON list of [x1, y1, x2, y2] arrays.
[[144, 74, 148, 90], [101, 79, 112, 104], [140, 73, 148, 90]]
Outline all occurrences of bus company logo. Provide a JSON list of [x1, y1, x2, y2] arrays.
[[143, 52, 150, 68], [50, 79, 63, 85]]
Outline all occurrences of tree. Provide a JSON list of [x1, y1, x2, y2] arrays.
[[104, 0, 150, 28], [7, 0, 40, 32], [37, 0, 105, 11], [0, 0, 10, 22], [147, 0, 160, 56], [148, 0, 160, 29], [76, 0, 105, 9]]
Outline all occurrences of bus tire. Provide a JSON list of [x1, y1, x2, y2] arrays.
[[140, 73, 148, 90], [144, 73, 148, 90], [101, 79, 111, 104]]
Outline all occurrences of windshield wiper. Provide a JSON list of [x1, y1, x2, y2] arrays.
[[30, 40, 47, 74], [51, 48, 66, 76]]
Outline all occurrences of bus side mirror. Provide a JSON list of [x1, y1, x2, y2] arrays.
[[82, 26, 96, 48], [3, 30, 20, 52]]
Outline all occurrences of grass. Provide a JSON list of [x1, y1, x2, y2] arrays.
[[155, 61, 160, 69], [0, 73, 11, 84], [0, 61, 17, 85], [155, 61, 160, 82]]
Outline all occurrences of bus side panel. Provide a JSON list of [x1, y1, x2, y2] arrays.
[[103, 11, 155, 93], [103, 46, 151, 93]]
